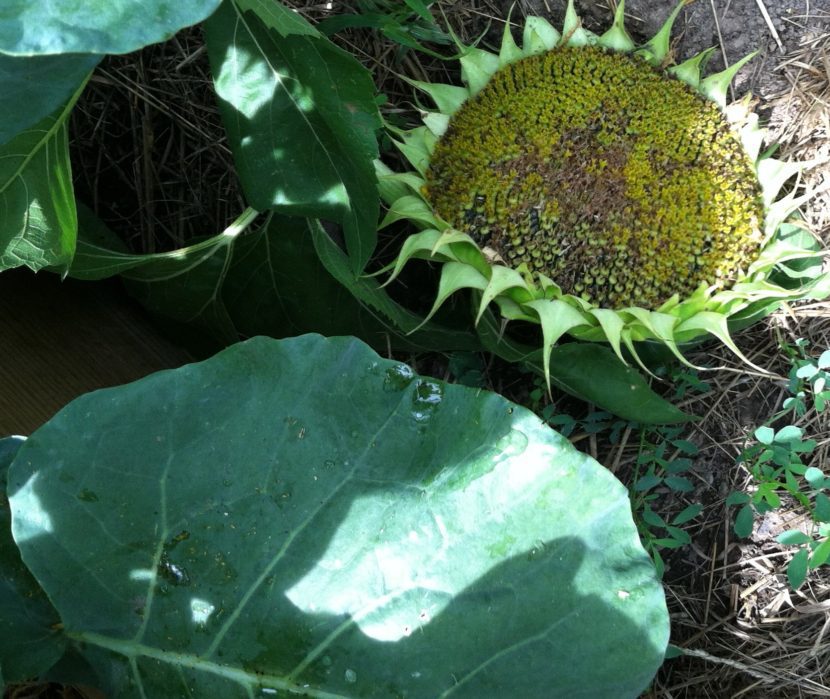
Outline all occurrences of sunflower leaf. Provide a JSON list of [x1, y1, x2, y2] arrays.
[[0, 84, 84, 273], [0, 53, 99, 146], [204, 1, 381, 274], [0, 436, 66, 684], [0, 0, 221, 55]]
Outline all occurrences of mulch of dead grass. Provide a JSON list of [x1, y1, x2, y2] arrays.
[[647, 18, 830, 699], [68, 2, 830, 697]]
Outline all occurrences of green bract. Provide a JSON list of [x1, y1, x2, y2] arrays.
[[378, 0, 828, 382]]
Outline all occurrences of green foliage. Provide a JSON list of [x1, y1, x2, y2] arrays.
[[2, 335, 669, 697], [0, 0, 700, 421], [0, 54, 100, 145], [629, 426, 703, 578], [204, 0, 382, 273], [0, 84, 85, 272], [780, 339, 830, 415], [528, 367, 707, 578], [318, 0, 453, 57], [0, 0, 222, 55], [727, 340, 830, 588], [476, 310, 692, 424], [0, 437, 66, 684]]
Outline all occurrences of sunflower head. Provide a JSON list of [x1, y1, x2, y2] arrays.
[[378, 0, 828, 385]]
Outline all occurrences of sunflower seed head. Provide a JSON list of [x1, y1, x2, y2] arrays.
[[424, 45, 764, 309]]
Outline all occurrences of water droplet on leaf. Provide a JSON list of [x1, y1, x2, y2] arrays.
[[383, 364, 415, 392]]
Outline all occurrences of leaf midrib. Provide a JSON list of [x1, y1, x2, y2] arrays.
[[64, 629, 350, 699], [0, 78, 88, 197]]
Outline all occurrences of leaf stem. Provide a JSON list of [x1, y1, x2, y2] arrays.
[[221, 207, 260, 239]]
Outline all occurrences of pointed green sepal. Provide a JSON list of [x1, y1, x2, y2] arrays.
[[668, 46, 715, 87], [738, 113, 766, 162], [590, 308, 627, 365], [380, 195, 441, 230], [746, 226, 823, 277], [376, 171, 426, 206], [699, 51, 758, 108], [757, 157, 809, 208], [599, 0, 635, 52], [624, 308, 693, 366], [499, 13, 524, 67], [423, 111, 451, 138], [460, 47, 501, 95], [393, 126, 434, 176], [619, 330, 657, 377], [637, 0, 690, 66], [765, 189, 816, 240], [429, 229, 479, 257], [476, 266, 533, 324], [670, 283, 711, 321], [379, 228, 445, 283], [495, 296, 533, 321], [411, 261, 489, 332], [406, 79, 470, 116], [522, 16, 560, 55], [526, 298, 592, 391], [676, 311, 767, 371], [560, 0, 594, 47]]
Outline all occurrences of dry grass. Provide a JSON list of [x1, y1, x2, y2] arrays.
[[67, 2, 830, 697], [70, 28, 244, 253]]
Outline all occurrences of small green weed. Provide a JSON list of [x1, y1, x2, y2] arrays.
[[780, 339, 830, 416], [728, 340, 830, 588], [630, 426, 703, 578]]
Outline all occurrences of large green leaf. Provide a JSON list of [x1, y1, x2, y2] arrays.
[[8, 335, 668, 697], [0, 53, 99, 146], [0, 84, 84, 272], [0, 0, 222, 56], [204, 1, 381, 273], [0, 436, 65, 686]]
